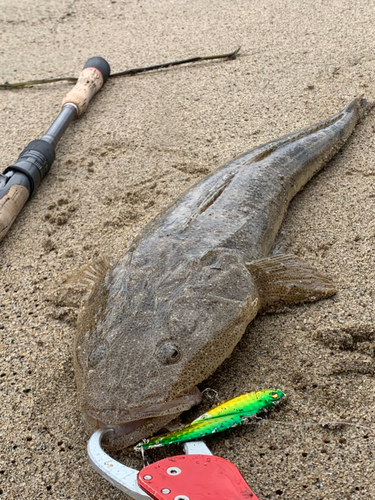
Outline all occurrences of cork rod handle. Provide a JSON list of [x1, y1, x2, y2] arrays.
[[0, 184, 29, 241], [62, 57, 111, 116]]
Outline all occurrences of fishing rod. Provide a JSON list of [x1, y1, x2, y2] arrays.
[[0, 48, 240, 243], [0, 56, 111, 242]]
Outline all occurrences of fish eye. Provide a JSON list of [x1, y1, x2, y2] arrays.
[[88, 343, 108, 369], [155, 341, 182, 365]]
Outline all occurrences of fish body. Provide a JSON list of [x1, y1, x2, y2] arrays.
[[135, 389, 284, 450], [74, 99, 364, 449]]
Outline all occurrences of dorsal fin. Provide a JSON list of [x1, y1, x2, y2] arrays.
[[182, 171, 236, 230], [63, 256, 111, 290]]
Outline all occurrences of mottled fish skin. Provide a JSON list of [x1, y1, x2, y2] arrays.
[[74, 98, 364, 449]]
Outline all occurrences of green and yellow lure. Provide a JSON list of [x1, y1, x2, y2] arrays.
[[135, 389, 284, 450]]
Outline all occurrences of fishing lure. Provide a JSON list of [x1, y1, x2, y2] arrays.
[[135, 389, 284, 450]]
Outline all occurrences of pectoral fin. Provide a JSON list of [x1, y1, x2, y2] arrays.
[[63, 256, 111, 290], [246, 254, 336, 309]]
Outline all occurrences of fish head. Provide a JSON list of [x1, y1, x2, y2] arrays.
[[74, 249, 259, 449]]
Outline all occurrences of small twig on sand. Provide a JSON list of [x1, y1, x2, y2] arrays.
[[0, 47, 241, 89]]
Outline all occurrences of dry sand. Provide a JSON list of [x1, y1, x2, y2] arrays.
[[1, 0, 375, 498]]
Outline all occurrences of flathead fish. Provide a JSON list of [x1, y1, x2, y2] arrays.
[[73, 98, 364, 448]]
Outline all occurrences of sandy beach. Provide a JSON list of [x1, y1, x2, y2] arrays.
[[1, 0, 375, 498]]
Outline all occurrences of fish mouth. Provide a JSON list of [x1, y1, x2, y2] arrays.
[[83, 412, 147, 436], [82, 387, 202, 448]]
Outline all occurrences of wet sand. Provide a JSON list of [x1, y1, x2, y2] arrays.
[[1, 0, 375, 498]]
